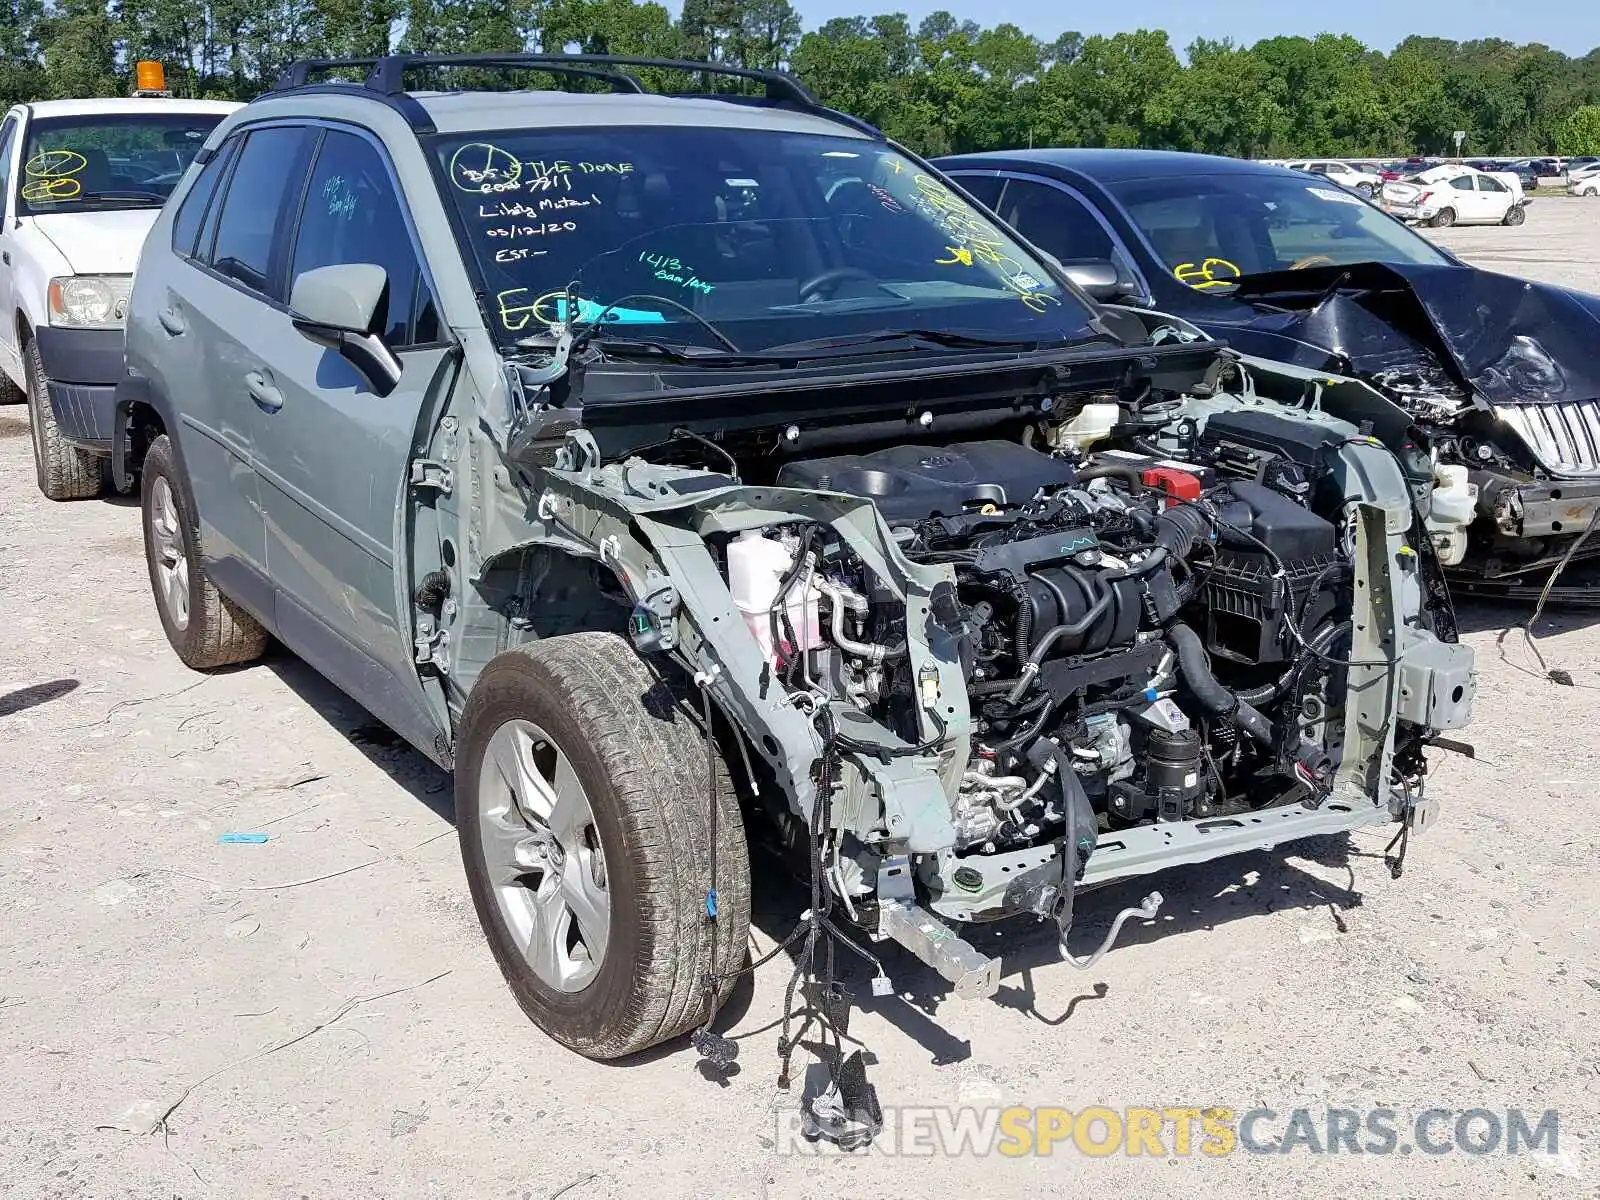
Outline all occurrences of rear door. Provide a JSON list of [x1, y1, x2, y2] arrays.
[[249, 124, 453, 752], [159, 125, 313, 614]]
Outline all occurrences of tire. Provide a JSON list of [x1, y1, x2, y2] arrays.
[[1356, 182, 1375, 198], [1429, 208, 1456, 228], [455, 631, 751, 1060], [139, 434, 268, 669], [0, 367, 23, 407], [24, 334, 105, 500], [1503, 204, 1526, 227]]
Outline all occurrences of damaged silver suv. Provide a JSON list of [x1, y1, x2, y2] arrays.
[[118, 55, 1475, 1110]]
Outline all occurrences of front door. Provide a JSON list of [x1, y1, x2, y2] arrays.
[[248, 125, 453, 754], [0, 112, 23, 387]]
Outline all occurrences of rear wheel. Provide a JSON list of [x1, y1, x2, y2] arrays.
[[455, 632, 750, 1060], [1429, 207, 1457, 228], [140, 434, 268, 669], [24, 335, 105, 500]]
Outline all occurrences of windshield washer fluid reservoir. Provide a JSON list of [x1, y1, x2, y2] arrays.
[[1050, 402, 1120, 453], [728, 531, 820, 664], [1427, 464, 1477, 566]]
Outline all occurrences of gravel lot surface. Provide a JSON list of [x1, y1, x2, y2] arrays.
[[2, 196, 1598, 1199]]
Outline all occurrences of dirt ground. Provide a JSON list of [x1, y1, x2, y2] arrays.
[[3, 198, 1599, 1200]]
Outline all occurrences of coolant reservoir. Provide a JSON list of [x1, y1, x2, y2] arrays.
[[726, 530, 820, 664], [1051, 402, 1120, 453], [1427, 464, 1477, 566]]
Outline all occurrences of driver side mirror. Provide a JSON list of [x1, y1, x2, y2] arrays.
[[1047, 255, 1141, 303], [290, 263, 402, 397]]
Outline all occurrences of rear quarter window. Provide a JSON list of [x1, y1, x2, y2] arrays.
[[171, 136, 238, 259]]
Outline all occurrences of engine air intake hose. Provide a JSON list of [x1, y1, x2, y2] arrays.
[[1166, 621, 1274, 747], [1153, 503, 1212, 561], [1073, 463, 1146, 493]]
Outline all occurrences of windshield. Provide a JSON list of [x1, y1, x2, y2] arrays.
[[435, 127, 1099, 354], [1106, 172, 1450, 291], [18, 112, 224, 215]]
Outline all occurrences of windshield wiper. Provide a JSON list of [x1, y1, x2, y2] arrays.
[[759, 328, 1043, 356], [586, 337, 745, 363], [78, 190, 168, 205]]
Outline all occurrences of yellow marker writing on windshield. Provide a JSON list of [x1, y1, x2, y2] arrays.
[[1174, 258, 1241, 290], [20, 149, 87, 203]]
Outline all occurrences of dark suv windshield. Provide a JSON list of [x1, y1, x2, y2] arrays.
[[1107, 172, 1450, 290], [18, 113, 224, 215], [435, 126, 1099, 353]]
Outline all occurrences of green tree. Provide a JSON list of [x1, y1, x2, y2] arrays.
[[39, 0, 120, 98], [1147, 39, 1280, 157], [1036, 29, 1181, 148], [1558, 105, 1600, 154], [0, 0, 49, 107]]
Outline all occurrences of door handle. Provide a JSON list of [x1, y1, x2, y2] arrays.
[[245, 371, 284, 412], [2, 250, 10, 265], [157, 306, 186, 336]]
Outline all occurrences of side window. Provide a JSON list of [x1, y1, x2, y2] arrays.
[[950, 173, 1004, 209], [1449, 176, 1475, 192], [1308, 163, 1329, 175], [210, 126, 314, 297], [1480, 175, 1507, 193], [998, 178, 1116, 264], [171, 135, 238, 258], [0, 117, 17, 212], [288, 129, 440, 348]]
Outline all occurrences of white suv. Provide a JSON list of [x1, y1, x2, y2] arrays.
[[1286, 159, 1382, 197], [0, 93, 236, 498]]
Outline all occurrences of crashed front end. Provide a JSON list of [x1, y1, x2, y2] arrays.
[[495, 347, 1476, 1023], [1227, 262, 1600, 601]]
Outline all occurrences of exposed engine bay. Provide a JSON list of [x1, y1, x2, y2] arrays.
[[701, 393, 1477, 974], [483, 336, 1481, 1144]]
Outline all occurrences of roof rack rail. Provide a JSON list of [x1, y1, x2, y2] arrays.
[[272, 55, 645, 95], [269, 53, 880, 140], [361, 54, 819, 107], [272, 58, 385, 91]]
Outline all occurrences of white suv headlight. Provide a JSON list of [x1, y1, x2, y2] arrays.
[[48, 275, 133, 330]]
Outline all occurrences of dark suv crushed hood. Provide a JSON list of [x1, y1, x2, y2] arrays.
[[1208, 262, 1600, 409]]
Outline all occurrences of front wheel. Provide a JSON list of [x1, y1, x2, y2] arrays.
[[455, 632, 750, 1060], [1503, 204, 1526, 227], [1356, 182, 1376, 198], [24, 335, 105, 500]]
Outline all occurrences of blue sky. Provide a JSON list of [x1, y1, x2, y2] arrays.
[[775, 1, 1600, 56]]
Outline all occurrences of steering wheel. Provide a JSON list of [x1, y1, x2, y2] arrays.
[[1290, 254, 1337, 270], [799, 266, 878, 301]]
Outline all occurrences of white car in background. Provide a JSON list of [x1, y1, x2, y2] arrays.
[[1381, 164, 1526, 228], [0, 69, 236, 498], [1569, 164, 1600, 197], [1284, 159, 1383, 197]]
